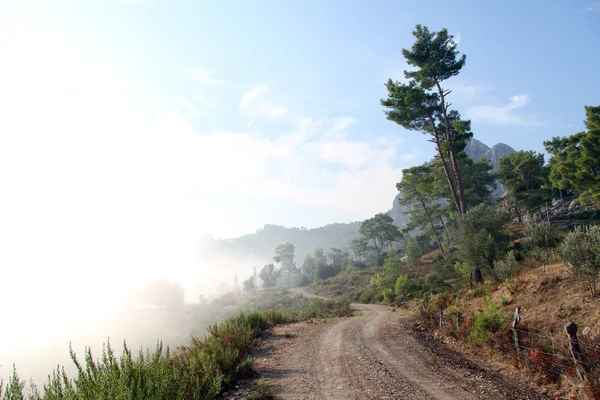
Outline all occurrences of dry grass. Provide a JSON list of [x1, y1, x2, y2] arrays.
[[445, 262, 600, 399]]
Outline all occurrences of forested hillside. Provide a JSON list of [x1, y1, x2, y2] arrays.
[[209, 138, 515, 266], [202, 222, 363, 265]]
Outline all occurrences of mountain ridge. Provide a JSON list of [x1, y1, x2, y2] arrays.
[[211, 139, 516, 263]]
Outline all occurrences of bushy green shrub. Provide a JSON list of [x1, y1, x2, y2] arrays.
[[381, 288, 395, 303], [296, 299, 352, 320], [493, 250, 521, 281], [1, 311, 278, 399], [262, 310, 287, 325], [358, 286, 379, 303], [562, 225, 600, 297], [524, 221, 557, 272], [468, 299, 506, 345]]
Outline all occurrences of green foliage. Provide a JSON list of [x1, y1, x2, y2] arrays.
[[562, 225, 600, 297], [406, 237, 423, 264], [493, 251, 521, 281], [497, 151, 549, 213], [397, 165, 448, 255], [544, 105, 600, 205], [1, 295, 352, 399], [311, 270, 374, 301], [344, 260, 359, 274], [261, 310, 287, 325], [459, 204, 511, 280], [273, 243, 299, 275], [359, 213, 403, 259], [366, 251, 406, 302], [1, 313, 268, 399], [459, 157, 497, 209], [242, 277, 255, 292], [295, 299, 352, 320], [0, 366, 27, 400], [382, 24, 471, 216], [245, 379, 275, 400], [394, 274, 422, 299], [350, 237, 370, 263], [523, 221, 557, 271], [259, 263, 280, 288], [469, 299, 507, 345], [301, 254, 316, 283]]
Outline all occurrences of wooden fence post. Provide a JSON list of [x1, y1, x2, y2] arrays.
[[455, 311, 462, 332], [565, 322, 588, 381], [512, 307, 522, 367]]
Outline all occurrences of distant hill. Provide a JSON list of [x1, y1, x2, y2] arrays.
[[203, 222, 363, 266], [211, 139, 516, 264]]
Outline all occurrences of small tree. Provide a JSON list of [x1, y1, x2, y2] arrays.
[[497, 151, 549, 221], [459, 204, 511, 284], [242, 278, 255, 292], [259, 263, 280, 288], [562, 226, 600, 297], [406, 237, 423, 266], [359, 213, 403, 260], [523, 221, 557, 272], [493, 251, 521, 281]]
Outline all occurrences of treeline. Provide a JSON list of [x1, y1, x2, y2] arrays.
[[380, 24, 599, 286], [242, 24, 599, 300]]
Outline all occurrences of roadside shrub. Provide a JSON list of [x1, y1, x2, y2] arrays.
[[262, 310, 287, 325], [246, 378, 275, 400], [424, 272, 451, 294], [296, 299, 351, 320], [394, 274, 422, 299], [468, 299, 507, 345], [358, 286, 378, 303], [562, 225, 600, 297], [382, 288, 395, 303], [524, 221, 557, 272], [1, 310, 275, 400], [493, 251, 521, 281]]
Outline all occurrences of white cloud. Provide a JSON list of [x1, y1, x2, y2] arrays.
[[239, 84, 290, 119], [583, 2, 600, 12], [186, 66, 229, 85], [240, 84, 270, 108], [448, 82, 489, 97], [467, 94, 544, 126], [0, 12, 416, 358], [255, 104, 290, 119], [177, 93, 201, 117]]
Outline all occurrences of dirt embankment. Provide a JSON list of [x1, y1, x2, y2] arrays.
[[236, 302, 547, 400]]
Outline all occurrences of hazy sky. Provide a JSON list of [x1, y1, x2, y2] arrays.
[[0, 0, 598, 351]]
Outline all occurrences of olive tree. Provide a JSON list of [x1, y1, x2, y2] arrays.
[[562, 226, 600, 297], [459, 204, 511, 285], [523, 221, 557, 273]]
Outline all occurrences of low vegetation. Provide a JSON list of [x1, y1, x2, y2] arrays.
[[0, 292, 351, 399]]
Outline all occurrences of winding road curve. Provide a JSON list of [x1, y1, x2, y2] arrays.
[[252, 288, 547, 400]]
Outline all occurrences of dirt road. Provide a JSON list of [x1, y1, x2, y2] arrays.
[[252, 298, 547, 400]]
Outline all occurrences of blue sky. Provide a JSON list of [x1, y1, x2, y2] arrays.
[[0, 0, 599, 342]]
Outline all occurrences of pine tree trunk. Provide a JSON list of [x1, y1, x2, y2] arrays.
[[434, 79, 468, 216], [419, 196, 445, 258], [448, 149, 468, 215], [473, 268, 484, 285], [428, 116, 461, 214], [439, 216, 451, 245]]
